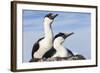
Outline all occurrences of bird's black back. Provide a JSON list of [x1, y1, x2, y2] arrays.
[[31, 37, 44, 58], [67, 49, 74, 56], [42, 48, 56, 58]]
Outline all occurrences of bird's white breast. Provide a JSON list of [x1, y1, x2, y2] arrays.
[[34, 39, 53, 58]]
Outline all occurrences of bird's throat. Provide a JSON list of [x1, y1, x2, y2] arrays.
[[44, 23, 53, 40]]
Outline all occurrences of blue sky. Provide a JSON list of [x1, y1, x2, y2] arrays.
[[22, 10, 91, 62]]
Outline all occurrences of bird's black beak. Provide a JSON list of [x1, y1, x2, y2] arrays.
[[51, 14, 58, 19], [67, 32, 74, 37], [64, 32, 74, 39]]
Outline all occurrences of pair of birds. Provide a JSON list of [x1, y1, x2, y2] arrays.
[[30, 13, 75, 62]]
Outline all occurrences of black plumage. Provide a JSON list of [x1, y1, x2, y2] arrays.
[[43, 32, 74, 59], [30, 13, 58, 62], [42, 48, 56, 58], [31, 37, 44, 58], [67, 49, 74, 56], [43, 48, 74, 59], [54, 33, 67, 39], [45, 13, 58, 20]]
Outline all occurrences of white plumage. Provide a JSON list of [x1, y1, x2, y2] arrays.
[[32, 13, 58, 59], [52, 32, 74, 58], [43, 32, 74, 59]]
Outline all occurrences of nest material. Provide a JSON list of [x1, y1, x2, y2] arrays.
[[29, 54, 85, 62]]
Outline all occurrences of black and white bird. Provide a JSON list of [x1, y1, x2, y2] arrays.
[[30, 13, 58, 61], [43, 32, 74, 59]]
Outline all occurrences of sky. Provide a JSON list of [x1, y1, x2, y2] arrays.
[[22, 10, 91, 62]]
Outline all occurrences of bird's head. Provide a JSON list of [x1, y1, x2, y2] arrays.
[[44, 13, 58, 25], [54, 32, 74, 45]]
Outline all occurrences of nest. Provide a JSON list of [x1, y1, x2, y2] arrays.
[[29, 54, 85, 62]]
